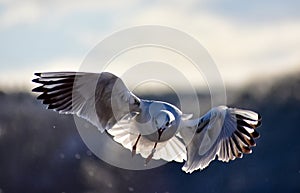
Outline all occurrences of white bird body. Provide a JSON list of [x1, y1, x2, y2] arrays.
[[32, 71, 262, 173], [132, 100, 181, 142]]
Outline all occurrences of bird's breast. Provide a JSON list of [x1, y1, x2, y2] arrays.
[[133, 120, 178, 142]]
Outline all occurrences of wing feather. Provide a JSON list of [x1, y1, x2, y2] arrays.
[[107, 119, 187, 162], [32, 71, 140, 132], [180, 106, 261, 173]]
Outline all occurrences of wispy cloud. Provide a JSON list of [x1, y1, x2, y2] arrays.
[[0, 0, 138, 28], [0, 0, 299, 91]]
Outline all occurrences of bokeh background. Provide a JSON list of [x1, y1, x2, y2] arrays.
[[0, 0, 299, 193]]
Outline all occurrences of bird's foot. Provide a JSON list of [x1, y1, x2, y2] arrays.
[[145, 148, 156, 165], [132, 149, 136, 157]]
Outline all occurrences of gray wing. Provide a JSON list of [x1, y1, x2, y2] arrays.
[[32, 72, 140, 132], [179, 106, 261, 173]]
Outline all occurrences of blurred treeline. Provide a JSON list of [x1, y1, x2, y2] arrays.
[[0, 73, 299, 193]]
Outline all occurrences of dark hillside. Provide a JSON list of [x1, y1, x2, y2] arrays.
[[0, 74, 299, 193]]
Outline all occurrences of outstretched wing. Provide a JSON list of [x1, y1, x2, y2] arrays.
[[32, 72, 140, 132], [179, 106, 261, 173]]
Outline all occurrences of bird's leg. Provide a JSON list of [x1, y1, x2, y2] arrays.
[[145, 128, 163, 165], [132, 134, 141, 157], [145, 142, 158, 165]]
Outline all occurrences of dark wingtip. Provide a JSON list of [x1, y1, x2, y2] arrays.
[[236, 152, 243, 158], [241, 146, 252, 154], [256, 120, 262, 128], [257, 113, 262, 121], [34, 72, 42, 77], [32, 78, 41, 83], [47, 104, 56, 109], [32, 85, 44, 92], [251, 130, 260, 139], [37, 93, 47, 100], [249, 138, 256, 147]]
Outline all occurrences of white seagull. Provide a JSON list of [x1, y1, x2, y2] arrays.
[[32, 71, 262, 173]]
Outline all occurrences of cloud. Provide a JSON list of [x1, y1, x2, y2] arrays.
[[0, 0, 138, 28], [0, 57, 81, 92], [202, 0, 300, 23], [0, 0, 299, 90], [76, 1, 300, 86], [0, 1, 41, 27]]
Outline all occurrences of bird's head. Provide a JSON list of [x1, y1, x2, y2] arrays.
[[153, 110, 175, 135]]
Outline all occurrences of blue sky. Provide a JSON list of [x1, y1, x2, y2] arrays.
[[0, 0, 299, 91]]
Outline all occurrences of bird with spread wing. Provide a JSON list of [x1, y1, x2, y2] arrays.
[[32, 71, 261, 173]]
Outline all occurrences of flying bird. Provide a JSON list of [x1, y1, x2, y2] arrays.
[[32, 72, 262, 173]]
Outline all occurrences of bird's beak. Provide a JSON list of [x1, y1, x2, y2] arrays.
[[158, 128, 165, 140]]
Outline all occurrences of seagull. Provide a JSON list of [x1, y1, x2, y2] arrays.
[[32, 71, 262, 173]]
